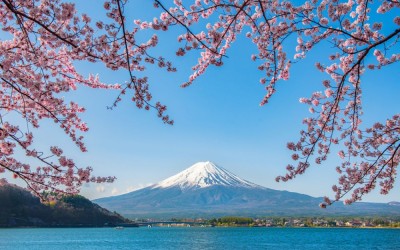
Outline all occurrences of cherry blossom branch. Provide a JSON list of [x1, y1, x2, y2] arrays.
[[153, 0, 223, 56]]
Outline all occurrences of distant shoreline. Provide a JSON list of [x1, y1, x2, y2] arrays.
[[1, 225, 399, 229], [0, 224, 139, 229]]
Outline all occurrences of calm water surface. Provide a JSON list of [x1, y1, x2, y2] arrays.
[[0, 227, 399, 249]]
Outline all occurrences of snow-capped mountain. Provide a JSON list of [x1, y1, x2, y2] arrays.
[[94, 161, 400, 218], [152, 161, 260, 190]]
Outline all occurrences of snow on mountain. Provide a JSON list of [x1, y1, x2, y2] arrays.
[[93, 161, 400, 218], [151, 161, 260, 190]]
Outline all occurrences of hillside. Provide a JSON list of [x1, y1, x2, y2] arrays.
[[0, 184, 132, 227]]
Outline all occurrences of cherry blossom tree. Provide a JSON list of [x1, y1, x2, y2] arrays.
[[137, 0, 399, 206], [1, 0, 399, 206], [0, 0, 174, 199]]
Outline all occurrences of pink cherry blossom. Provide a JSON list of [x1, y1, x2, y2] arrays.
[[147, 0, 400, 206], [0, 0, 399, 206], [0, 0, 175, 200]]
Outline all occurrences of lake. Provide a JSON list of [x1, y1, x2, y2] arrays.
[[0, 227, 399, 249]]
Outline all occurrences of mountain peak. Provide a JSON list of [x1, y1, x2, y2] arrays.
[[152, 161, 260, 190], [94, 162, 400, 218]]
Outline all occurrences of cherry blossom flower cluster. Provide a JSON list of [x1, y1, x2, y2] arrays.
[[147, 0, 399, 205], [1, 0, 398, 205], [0, 0, 175, 199]]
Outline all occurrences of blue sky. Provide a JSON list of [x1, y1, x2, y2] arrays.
[[7, 0, 400, 203]]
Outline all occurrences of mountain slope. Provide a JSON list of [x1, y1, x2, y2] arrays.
[[0, 184, 131, 227], [94, 161, 400, 218]]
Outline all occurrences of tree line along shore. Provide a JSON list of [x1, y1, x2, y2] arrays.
[[136, 216, 400, 228]]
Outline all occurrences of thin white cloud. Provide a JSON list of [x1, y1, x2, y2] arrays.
[[126, 186, 137, 192], [111, 187, 119, 195], [125, 183, 153, 193], [96, 185, 105, 193]]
